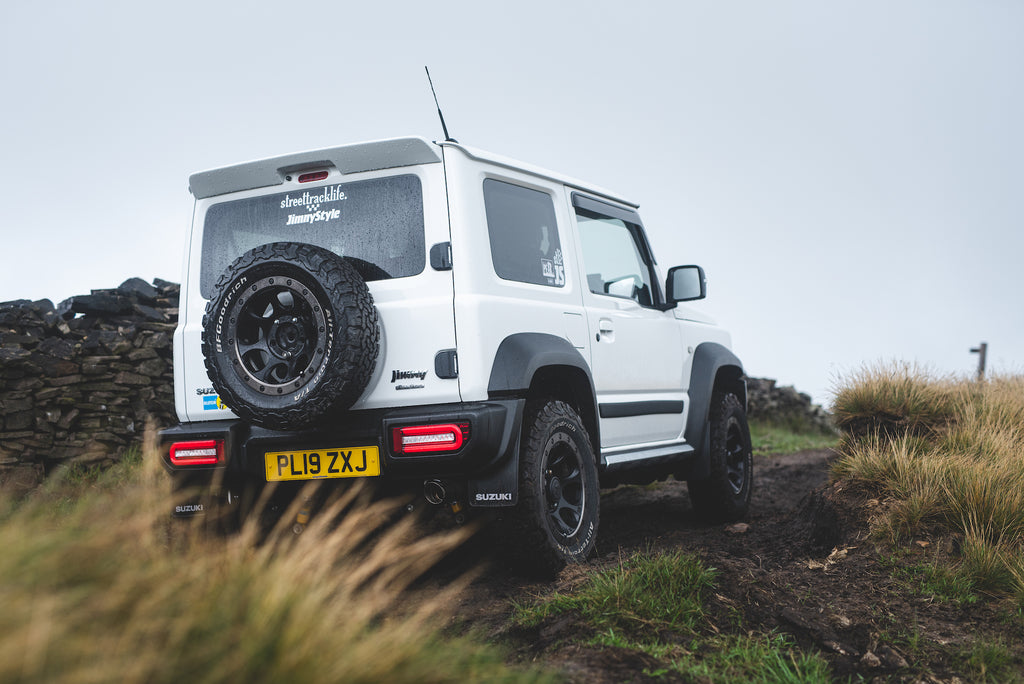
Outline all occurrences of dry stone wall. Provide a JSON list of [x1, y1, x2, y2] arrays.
[[746, 377, 834, 433], [1, 279, 832, 493], [0, 278, 179, 493]]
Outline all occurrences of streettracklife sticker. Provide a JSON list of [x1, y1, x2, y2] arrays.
[[280, 185, 348, 226]]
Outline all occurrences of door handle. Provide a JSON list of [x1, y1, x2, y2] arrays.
[[596, 318, 614, 342]]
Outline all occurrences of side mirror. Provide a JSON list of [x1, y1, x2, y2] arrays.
[[666, 265, 706, 303]]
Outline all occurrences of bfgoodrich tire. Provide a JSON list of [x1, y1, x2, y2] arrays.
[[506, 399, 599, 577], [687, 391, 753, 522], [201, 242, 379, 430]]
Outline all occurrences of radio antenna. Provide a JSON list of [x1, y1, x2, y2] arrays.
[[424, 66, 457, 143]]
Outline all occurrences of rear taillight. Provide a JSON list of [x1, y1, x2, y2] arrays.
[[168, 439, 223, 466], [391, 423, 470, 454], [297, 170, 329, 183]]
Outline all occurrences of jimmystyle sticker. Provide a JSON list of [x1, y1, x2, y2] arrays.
[[280, 185, 348, 226]]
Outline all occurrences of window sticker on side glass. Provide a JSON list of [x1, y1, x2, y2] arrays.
[[483, 179, 564, 288]]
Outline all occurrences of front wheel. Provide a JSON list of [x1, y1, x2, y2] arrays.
[[506, 400, 599, 577], [687, 391, 753, 522]]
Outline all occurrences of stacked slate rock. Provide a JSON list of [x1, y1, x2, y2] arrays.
[[746, 377, 834, 433], [0, 278, 179, 494]]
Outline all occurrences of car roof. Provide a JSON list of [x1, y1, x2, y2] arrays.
[[188, 137, 443, 199], [188, 136, 638, 210]]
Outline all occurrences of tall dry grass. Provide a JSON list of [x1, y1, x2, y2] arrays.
[[0, 434, 549, 684], [832, 364, 1024, 601], [831, 361, 964, 438]]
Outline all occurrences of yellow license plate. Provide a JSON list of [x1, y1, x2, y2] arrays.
[[264, 446, 381, 482]]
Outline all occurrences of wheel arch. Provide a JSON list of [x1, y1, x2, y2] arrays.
[[684, 342, 746, 477], [487, 333, 600, 462]]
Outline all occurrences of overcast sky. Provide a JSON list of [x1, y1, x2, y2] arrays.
[[2, 1, 1021, 406]]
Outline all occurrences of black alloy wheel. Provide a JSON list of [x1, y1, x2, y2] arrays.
[[544, 436, 587, 538], [231, 276, 326, 394]]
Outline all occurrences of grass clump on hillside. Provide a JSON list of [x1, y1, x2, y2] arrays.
[[832, 363, 1024, 603], [515, 549, 831, 683], [831, 361, 962, 438], [0, 436, 550, 684]]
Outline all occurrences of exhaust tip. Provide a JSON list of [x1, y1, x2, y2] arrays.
[[423, 479, 446, 505]]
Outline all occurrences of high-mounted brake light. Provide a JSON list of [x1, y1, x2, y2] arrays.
[[297, 170, 329, 183], [169, 439, 223, 466], [392, 423, 470, 454]]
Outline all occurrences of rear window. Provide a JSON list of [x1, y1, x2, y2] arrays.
[[200, 174, 425, 298]]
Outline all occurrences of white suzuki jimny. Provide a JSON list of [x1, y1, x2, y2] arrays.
[[159, 136, 752, 575]]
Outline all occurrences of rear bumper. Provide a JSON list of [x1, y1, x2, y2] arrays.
[[158, 399, 523, 490]]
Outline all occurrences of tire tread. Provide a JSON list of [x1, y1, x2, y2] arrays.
[[504, 399, 599, 577]]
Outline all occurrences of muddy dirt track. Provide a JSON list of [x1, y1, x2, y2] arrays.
[[429, 450, 1024, 683]]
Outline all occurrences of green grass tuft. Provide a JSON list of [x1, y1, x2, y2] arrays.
[[516, 551, 832, 682], [881, 553, 980, 606], [516, 548, 715, 637], [961, 638, 1020, 683], [749, 419, 838, 455]]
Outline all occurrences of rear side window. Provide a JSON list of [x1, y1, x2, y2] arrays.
[[483, 179, 564, 287], [200, 174, 425, 298]]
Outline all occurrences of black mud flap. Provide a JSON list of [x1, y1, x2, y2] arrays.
[[172, 495, 209, 518], [467, 449, 519, 506], [170, 479, 224, 519], [467, 398, 524, 507]]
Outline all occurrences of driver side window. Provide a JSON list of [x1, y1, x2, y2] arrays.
[[575, 209, 654, 307]]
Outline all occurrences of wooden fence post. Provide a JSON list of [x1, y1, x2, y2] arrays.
[[969, 342, 988, 380]]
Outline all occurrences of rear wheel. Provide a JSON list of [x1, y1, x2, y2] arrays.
[[506, 400, 599, 577], [688, 391, 753, 522], [201, 242, 379, 430]]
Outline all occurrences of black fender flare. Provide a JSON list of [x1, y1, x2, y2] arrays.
[[487, 334, 598, 445], [684, 342, 746, 479], [487, 333, 592, 392], [474, 334, 600, 501]]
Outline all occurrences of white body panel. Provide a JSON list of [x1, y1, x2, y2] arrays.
[[442, 146, 588, 403], [583, 293, 688, 448]]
